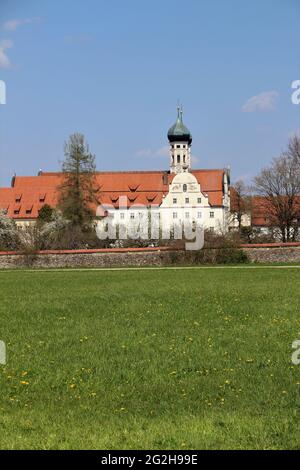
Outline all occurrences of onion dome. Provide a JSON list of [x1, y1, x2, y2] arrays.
[[167, 106, 192, 144]]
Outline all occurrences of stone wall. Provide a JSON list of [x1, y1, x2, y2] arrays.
[[0, 248, 183, 269], [1, 244, 300, 268], [243, 245, 300, 263]]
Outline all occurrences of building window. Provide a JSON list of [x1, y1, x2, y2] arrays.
[[176, 145, 180, 148], [185, 212, 190, 219], [210, 227, 214, 233], [183, 184, 187, 192], [183, 145, 186, 148], [185, 197, 189, 204], [177, 155, 180, 163], [120, 213, 125, 219], [210, 211, 214, 218], [130, 213, 135, 219], [197, 197, 202, 204], [173, 198, 177, 204], [173, 212, 177, 219], [197, 212, 202, 219], [183, 155, 186, 163]]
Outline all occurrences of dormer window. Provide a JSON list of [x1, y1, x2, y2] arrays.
[[25, 204, 33, 215]]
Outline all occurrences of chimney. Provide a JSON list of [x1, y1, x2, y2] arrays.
[[163, 171, 168, 185], [11, 172, 16, 187]]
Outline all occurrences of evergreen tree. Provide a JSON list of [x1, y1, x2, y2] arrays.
[[59, 133, 99, 228], [37, 204, 54, 224]]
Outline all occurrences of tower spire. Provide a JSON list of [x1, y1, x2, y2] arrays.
[[167, 106, 192, 174]]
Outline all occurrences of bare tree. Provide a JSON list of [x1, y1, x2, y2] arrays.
[[254, 136, 300, 242], [230, 179, 252, 230]]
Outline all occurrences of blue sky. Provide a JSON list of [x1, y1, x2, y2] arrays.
[[0, 0, 299, 186]]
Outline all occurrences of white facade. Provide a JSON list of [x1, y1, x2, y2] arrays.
[[97, 110, 230, 239]]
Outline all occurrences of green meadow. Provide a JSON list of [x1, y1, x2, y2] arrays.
[[0, 267, 299, 449]]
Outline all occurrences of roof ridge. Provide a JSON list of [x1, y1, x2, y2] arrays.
[[15, 168, 225, 177]]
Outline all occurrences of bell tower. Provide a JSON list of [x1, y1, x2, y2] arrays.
[[167, 106, 192, 174]]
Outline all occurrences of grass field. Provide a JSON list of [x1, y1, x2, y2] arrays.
[[0, 267, 300, 450]]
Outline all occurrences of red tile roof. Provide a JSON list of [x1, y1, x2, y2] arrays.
[[0, 169, 225, 220]]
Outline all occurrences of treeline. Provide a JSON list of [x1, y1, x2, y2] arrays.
[[231, 135, 300, 243]]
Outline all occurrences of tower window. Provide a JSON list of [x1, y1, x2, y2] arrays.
[[183, 145, 186, 148], [177, 155, 180, 163], [173, 198, 177, 204], [173, 212, 177, 219], [183, 184, 187, 192], [210, 211, 214, 218], [185, 197, 189, 204], [183, 155, 186, 163], [176, 145, 180, 148], [197, 197, 202, 204]]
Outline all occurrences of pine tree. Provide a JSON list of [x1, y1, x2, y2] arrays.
[[59, 133, 99, 228]]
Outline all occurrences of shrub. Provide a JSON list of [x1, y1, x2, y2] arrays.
[[215, 247, 249, 264], [0, 210, 19, 250]]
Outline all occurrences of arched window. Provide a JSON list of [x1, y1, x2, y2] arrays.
[[183, 184, 187, 192]]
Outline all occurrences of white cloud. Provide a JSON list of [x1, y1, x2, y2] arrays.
[[242, 91, 279, 113], [136, 146, 169, 158], [154, 146, 169, 158], [0, 39, 13, 69], [3, 17, 41, 31]]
